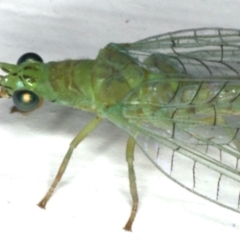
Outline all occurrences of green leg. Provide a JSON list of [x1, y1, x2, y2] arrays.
[[38, 116, 102, 208], [123, 136, 138, 231]]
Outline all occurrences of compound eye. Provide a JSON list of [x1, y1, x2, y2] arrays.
[[12, 90, 40, 111], [17, 52, 43, 65]]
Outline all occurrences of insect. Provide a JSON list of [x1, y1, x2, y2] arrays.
[[1, 28, 240, 231]]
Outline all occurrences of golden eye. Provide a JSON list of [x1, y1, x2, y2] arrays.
[[12, 90, 40, 111]]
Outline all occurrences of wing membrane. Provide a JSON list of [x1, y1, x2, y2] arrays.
[[105, 28, 240, 214], [111, 117, 240, 213], [121, 28, 240, 76]]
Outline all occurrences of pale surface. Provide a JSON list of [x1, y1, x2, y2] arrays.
[[0, 1, 240, 239]]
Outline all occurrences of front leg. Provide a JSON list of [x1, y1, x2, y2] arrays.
[[38, 116, 102, 208]]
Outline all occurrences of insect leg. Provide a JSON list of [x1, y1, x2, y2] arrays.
[[123, 136, 138, 231], [38, 115, 102, 208]]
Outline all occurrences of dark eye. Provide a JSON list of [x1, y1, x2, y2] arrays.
[[17, 53, 43, 65], [13, 90, 40, 111]]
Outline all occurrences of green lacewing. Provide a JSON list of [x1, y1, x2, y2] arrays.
[[1, 28, 240, 231]]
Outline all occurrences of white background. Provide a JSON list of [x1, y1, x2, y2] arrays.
[[0, 1, 240, 239]]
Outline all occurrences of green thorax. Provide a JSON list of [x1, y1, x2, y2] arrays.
[[0, 43, 177, 114]]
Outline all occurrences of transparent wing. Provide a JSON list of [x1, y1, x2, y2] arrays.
[[129, 121, 240, 214], [105, 109, 240, 214], [121, 28, 240, 77], [105, 28, 240, 214]]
